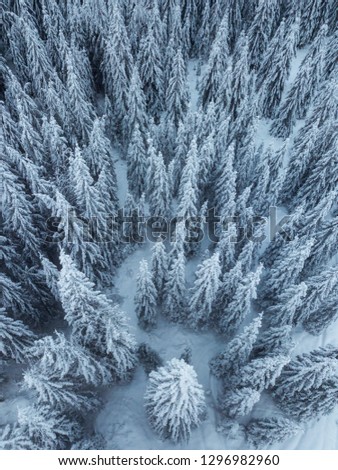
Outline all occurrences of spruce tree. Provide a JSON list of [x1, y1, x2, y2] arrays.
[[229, 33, 250, 119], [188, 252, 221, 329], [165, 48, 189, 129], [248, 0, 280, 69], [21, 403, 81, 450], [233, 355, 289, 392], [151, 240, 168, 304], [265, 282, 308, 327], [124, 64, 148, 140], [219, 264, 263, 335], [27, 332, 110, 386], [145, 358, 206, 443], [199, 13, 229, 107], [134, 260, 158, 331], [303, 297, 338, 336], [65, 49, 94, 142], [58, 252, 137, 380], [246, 417, 302, 448], [252, 325, 294, 358], [0, 308, 35, 363], [220, 387, 261, 419], [214, 143, 237, 219], [138, 22, 164, 115], [257, 19, 298, 118], [210, 314, 262, 378], [127, 123, 148, 199], [164, 247, 187, 323], [273, 349, 338, 401], [102, 3, 133, 128]]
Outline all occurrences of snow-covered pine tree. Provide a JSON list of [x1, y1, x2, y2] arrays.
[[248, 0, 280, 69], [271, 55, 314, 138], [58, 251, 137, 379], [210, 314, 262, 378], [138, 20, 164, 116], [127, 123, 148, 199], [102, 3, 133, 131], [298, 0, 329, 46], [280, 119, 320, 205], [237, 240, 255, 276], [188, 252, 221, 329], [146, 140, 171, 220], [1, 160, 39, 256], [294, 266, 338, 325], [219, 264, 263, 335], [0, 308, 35, 362], [27, 332, 110, 385], [257, 18, 298, 118], [177, 136, 199, 199], [198, 131, 216, 198], [297, 189, 337, 240], [295, 144, 337, 212], [199, 13, 229, 107], [124, 63, 148, 141], [169, 120, 190, 196], [16, 404, 82, 450], [229, 33, 250, 119], [151, 240, 168, 304], [259, 204, 304, 269], [85, 117, 116, 180], [65, 49, 94, 142], [261, 237, 314, 300], [227, 0, 245, 49], [145, 358, 206, 443], [252, 325, 294, 358], [246, 417, 302, 448], [217, 224, 237, 274], [273, 348, 338, 402], [165, 48, 189, 129], [220, 387, 261, 419], [164, 234, 187, 323], [69, 145, 105, 221], [303, 297, 338, 336], [282, 375, 338, 422], [232, 355, 290, 392], [193, 0, 211, 60], [213, 260, 243, 318], [134, 260, 158, 331], [265, 282, 308, 327], [23, 366, 97, 411], [303, 217, 338, 276], [20, 18, 54, 98], [214, 143, 237, 221]]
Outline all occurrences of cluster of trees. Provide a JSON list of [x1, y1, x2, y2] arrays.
[[1, 0, 337, 449]]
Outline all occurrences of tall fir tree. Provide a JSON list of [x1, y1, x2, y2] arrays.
[[134, 260, 158, 331], [145, 358, 206, 443], [151, 240, 168, 304], [188, 252, 221, 329], [58, 252, 137, 380]]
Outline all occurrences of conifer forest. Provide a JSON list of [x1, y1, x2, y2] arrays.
[[1, 0, 338, 450]]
